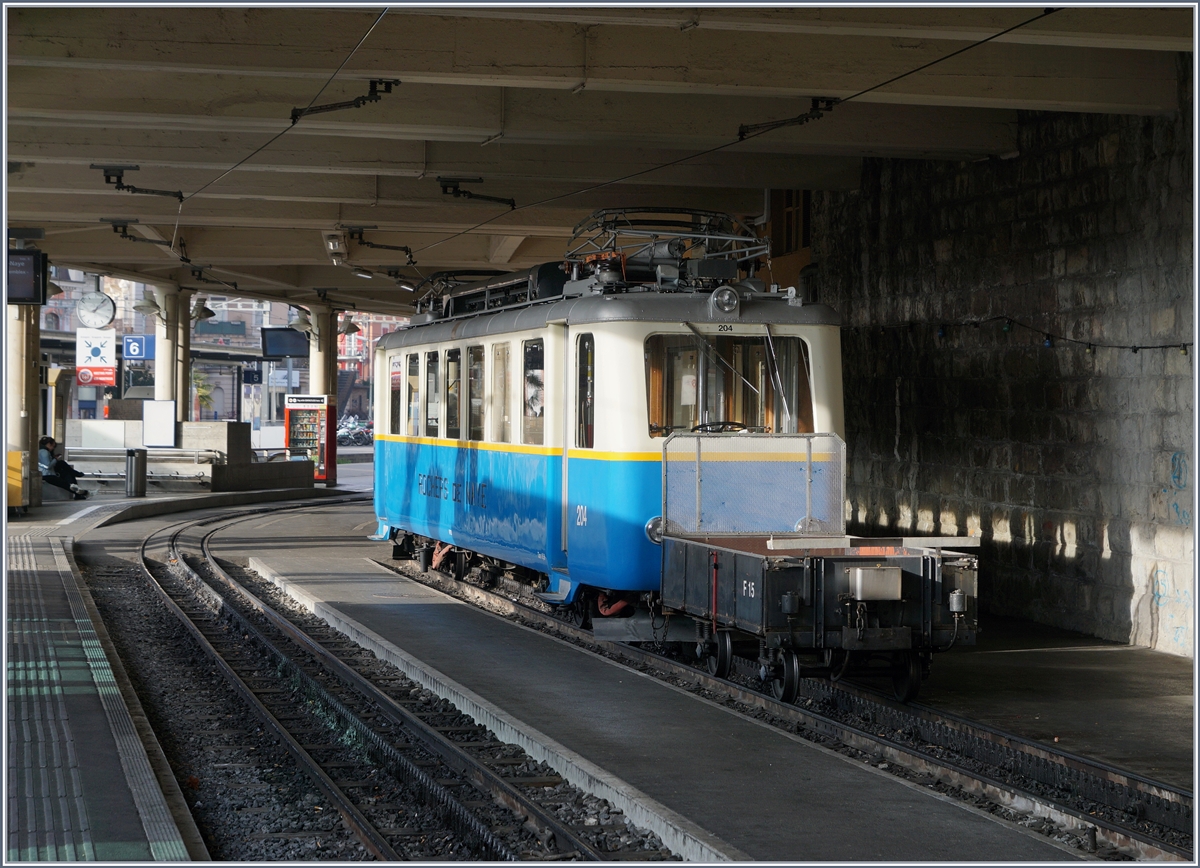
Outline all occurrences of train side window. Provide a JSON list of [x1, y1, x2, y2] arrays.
[[576, 333, 594, 448], [522, 338, 544, 445], [492, 343, 510, 443], [406, 354, 419, 435], [390, 356, 405, 435], [467, 345, 485, 441], [425, 351, 440, 437], [644, 334, 814, 436], [446, 348, 462, 439]]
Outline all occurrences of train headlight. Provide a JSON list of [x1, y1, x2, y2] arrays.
[[645, 516, 664, 544], [711, 286, 740, 315]]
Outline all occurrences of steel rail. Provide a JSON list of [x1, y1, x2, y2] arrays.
[[798, 675, 1192, 834], [162, 523, 519, 861], [137, 524, 403, 861], [387, 557, 1194, 861], [196, 518, 607, 861]]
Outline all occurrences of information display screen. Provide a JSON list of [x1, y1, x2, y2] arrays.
[[7, 249, 47, 305], [261, 327, 310, 359]]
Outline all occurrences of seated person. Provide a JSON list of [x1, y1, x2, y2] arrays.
[[38, 436, 88, 499]]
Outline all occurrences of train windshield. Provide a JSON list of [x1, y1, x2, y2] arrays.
[[645, 333, 813, 437]]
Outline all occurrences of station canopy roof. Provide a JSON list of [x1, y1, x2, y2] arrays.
[[7, 6, 1191, 317]]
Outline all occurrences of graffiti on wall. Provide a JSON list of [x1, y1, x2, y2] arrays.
[[1162, 451, 1191, 527], [1152, 566, 1194, 652]]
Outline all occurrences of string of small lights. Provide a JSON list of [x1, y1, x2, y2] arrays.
[[844, 314, 1192, 355]]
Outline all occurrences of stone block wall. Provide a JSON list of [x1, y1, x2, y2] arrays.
[[811, 62, 1193, 656]]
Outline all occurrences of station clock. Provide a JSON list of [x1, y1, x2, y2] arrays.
[[76, 290, 117, 328]]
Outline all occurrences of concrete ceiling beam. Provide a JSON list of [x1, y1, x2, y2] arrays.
[[8, 141, 862, 191], [388, 8, 1195, 52], [8, 75, 1018, 157], [8, 9, 1183, 113], [6, 164, 769, 213], [487, 235, 528, 265]]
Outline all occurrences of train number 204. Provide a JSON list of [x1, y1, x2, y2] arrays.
[[576, 504, 588, 526]]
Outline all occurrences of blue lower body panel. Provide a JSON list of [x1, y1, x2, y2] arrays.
[[375, 439, 662, 602]]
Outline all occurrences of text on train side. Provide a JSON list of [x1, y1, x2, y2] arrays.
[[417, 473, 488, 508]]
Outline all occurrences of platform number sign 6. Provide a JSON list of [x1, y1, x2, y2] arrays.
[[575, 504, 588, 526]]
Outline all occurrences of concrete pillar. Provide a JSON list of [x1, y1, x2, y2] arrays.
[[7, 306, 29, 451], [27, 305, 40, 505], [175, 289, 194, 421], [7, 304, 42, 505], [307, 305, 337, 398], [153, 287, 179, 404]]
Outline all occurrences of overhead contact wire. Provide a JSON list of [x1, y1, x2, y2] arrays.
[[167, 7, 391, 270], [412, 7, 1061, 256]]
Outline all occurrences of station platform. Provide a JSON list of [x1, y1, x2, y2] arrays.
[[209, 501, 1130, 862], [919, 616, 1194, 791], [7, 499, 194, 861], [5, 470, 369, 862], [13, 460, 1189, 861]]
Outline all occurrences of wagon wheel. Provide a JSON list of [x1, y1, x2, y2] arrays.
[[706, 630, 733, 678], [892, 650, 921, 703], [826, 648, 851, 682], [770, 650, 801, 704]]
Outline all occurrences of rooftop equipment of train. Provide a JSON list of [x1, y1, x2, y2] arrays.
[[372, 208, 978, 702]]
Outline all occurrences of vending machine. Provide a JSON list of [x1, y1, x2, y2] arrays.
[[284, 394, 337, 484]]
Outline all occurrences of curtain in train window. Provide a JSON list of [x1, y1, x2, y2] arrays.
[[405, 354, 419, 435], [424, 351, 440, 437], [644, 333, 813, 436], [446, 348, 462, 439], [467, 346, 485, 441], [576, 333, 594, 448], [492, 343, 510, 443], [523, 338, 544, 445], [390, 356, 405, 435]]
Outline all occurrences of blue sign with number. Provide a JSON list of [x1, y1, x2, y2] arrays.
[[123, 334, 155, 360]]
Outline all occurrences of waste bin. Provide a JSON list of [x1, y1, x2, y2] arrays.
[[125, 448, 147, 497]]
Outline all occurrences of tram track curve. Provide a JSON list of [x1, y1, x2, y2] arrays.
[[139, 499, 673, 861]]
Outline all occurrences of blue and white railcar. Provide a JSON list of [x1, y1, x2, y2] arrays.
[[372, 210, 845, 607]]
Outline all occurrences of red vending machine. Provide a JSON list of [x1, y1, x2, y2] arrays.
[[284, 394, 337, 484]]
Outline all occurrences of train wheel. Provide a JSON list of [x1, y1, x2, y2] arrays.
[[826, 649, 851, 682], [892, 650, 921, 703], [706, 630, 733, 678], [770, 651, 801, 704]]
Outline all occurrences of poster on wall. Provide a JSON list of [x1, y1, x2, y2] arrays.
[[76, 327, 117, 386]]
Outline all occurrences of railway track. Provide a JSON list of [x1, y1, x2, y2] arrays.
[[135, 503, 674, 861], [370, 550, 1193, 862]]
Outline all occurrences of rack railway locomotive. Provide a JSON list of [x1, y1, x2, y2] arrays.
[[373, 209, 977, 702]]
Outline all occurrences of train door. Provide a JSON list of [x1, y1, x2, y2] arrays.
[[564, 330, 597, 581]]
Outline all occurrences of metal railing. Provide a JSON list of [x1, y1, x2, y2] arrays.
[[65, 447, 226, 465], [663, 432, 846, 537]]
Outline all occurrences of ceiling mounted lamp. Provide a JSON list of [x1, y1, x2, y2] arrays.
[[351, 267, 373, 279], [292, 309, 314, 334], [134, 296, 165, 320], [191, 297, 216, 321], [47, 281, 64, 298], [339, 317, 361, 336], [324, 231, 349, 269]]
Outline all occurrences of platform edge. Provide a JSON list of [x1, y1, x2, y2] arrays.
[[247, 555, 752, 863]]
